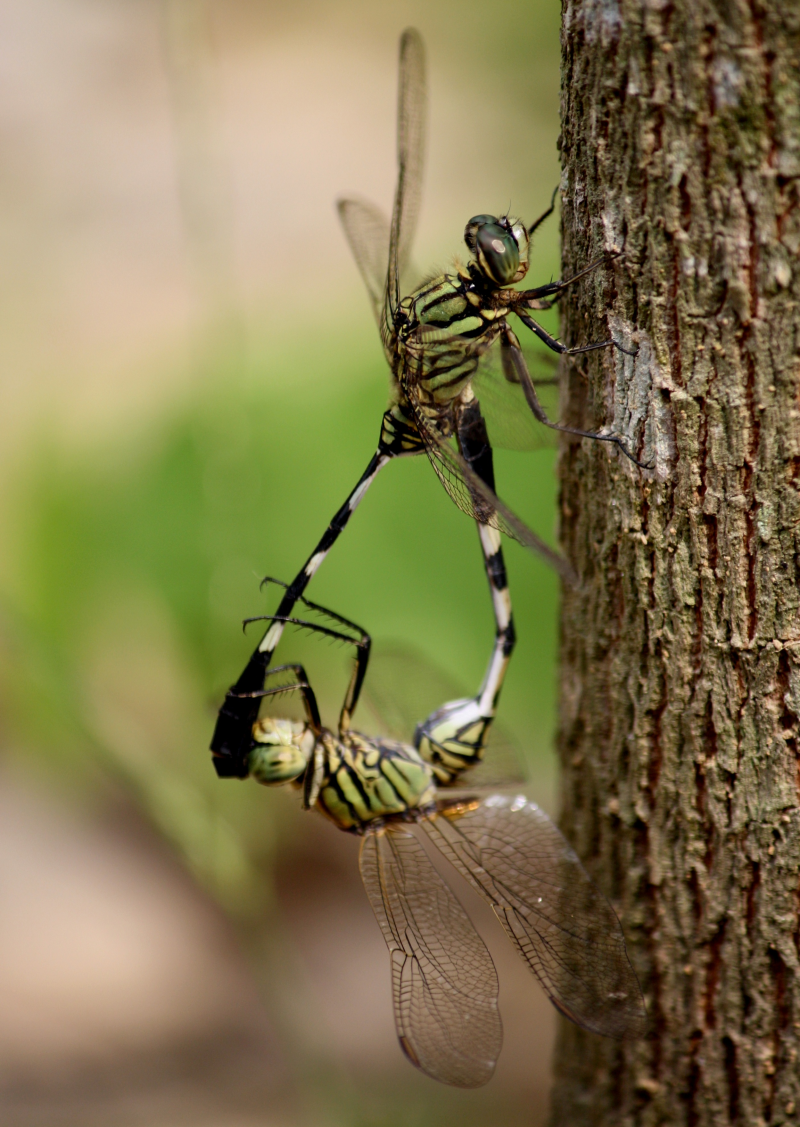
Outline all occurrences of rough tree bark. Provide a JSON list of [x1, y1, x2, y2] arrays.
[[550, 2, 800, 1125]]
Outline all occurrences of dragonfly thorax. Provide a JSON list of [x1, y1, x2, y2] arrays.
[[316, 732, 437, 832], [464, 215, 529, 287]]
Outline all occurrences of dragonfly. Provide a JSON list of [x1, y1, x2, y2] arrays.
[[244, 584, 647, 1087], [210, 28, 641, 781]]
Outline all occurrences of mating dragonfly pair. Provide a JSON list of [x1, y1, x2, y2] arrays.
[[247, 580, 646, 1087], [210, 30, 646, 1085]]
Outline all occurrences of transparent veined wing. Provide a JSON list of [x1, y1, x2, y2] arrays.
[[359, 823, 502, 1088], [336, 197, 391, 323], [386, 28, 426, 316], [472, 347, 561, 453], [401, 377, 578, 586], [360, 644, 527, 787], [422, 795, 648, 1039], [407, 319, 561, 453]]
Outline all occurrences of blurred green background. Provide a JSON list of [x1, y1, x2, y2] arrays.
[[0, 1, 565, 1123]]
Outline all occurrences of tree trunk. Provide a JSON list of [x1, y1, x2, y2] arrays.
[[550, 3, 800, 1124]]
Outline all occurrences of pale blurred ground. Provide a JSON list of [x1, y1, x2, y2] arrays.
[[0, 766, 557, 1126], [0, 1, 565, 1123]]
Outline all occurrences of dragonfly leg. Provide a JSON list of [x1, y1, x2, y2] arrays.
[[264, 587, 373, 736], [526, 185, 558, 238], [518, 252, 619, 305], [210, 447, 392, 778], [414, 400, 515, 780], [500, 335, 560, 390], [502, 327, 650, 469], [237, 662, 322, 732], [517, 309, 637, 359], [241, 605, 371, 737]]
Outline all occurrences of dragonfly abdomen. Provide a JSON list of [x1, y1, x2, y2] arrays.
[[417, 345, 480, 400], [378, 403, 426, 455]]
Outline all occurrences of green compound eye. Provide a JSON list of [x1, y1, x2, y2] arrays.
[[249, 717, 309, 784], [464, 214, 498, 255], [475, 223, 520, 285], [464, 215, 523, 285], [249, 743, 308, 784]]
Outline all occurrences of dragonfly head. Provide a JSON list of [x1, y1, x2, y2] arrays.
[[249, 717, 312, 784], [464, 214, 529, 286]]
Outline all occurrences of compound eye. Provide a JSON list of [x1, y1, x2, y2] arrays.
[[475, 222, 520, 286], [249, 718, 309, 784], [464, 214, 498, 256], [248, 743, 307, 784], [511, 221, 529, 266]]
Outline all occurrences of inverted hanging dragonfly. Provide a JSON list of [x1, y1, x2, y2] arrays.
[[242, 586, 647, 1087], [211, 29, 640, 781]]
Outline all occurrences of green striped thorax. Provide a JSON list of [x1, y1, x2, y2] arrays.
[[463, 214, 529, 286], [315, 734, 437, 832]]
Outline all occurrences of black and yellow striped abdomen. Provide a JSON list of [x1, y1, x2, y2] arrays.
[[315, 732, 436, 832]]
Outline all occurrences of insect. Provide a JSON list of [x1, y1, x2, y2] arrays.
[[244, 585, 647, 1087], [210, 29, 640, 780]]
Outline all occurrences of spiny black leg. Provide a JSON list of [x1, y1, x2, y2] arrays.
[[518, 253, 619, 305], [527, 185, 558, 238], [242, 612, 362, 646], [501, 330, 650, 469], [260, 577, 371, 649], [517, 310, 638, 359], [501, 341, 559, 387], [243, 610, 371, 738], [233, 662, 322, 733], [291, 595, 371, 735], [233, 661, 307, 690], [338, 638, 371, 737]]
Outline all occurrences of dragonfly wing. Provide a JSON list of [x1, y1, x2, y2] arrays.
[[422, 795, 647, 1039], [336, 196, 391, 322], [403, 384, 577, 585], [359, 823, 502, 1088], [386, 28, 426, 315], [472, 349, 559, 452], [362, 645, 527, 786]]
